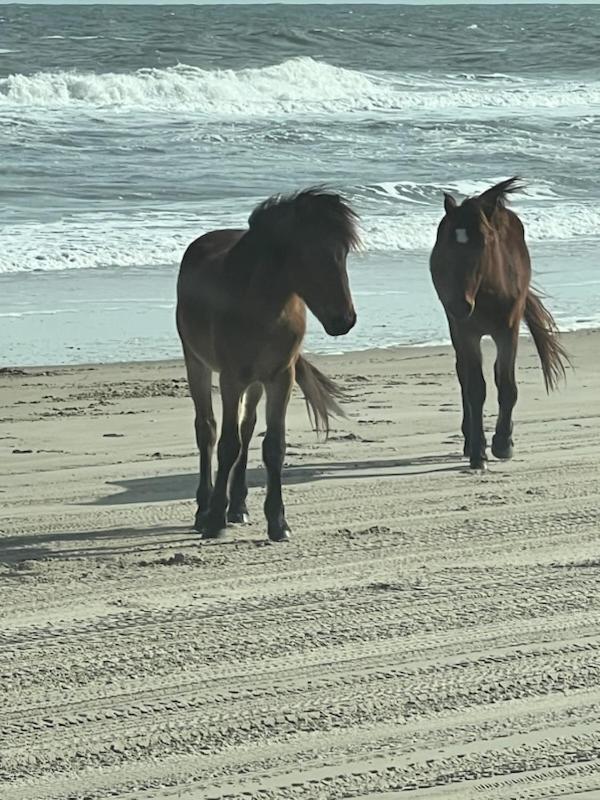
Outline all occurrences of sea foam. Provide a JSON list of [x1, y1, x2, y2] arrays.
[[1, 202, 599, 274], [2, 58, 599, 118]]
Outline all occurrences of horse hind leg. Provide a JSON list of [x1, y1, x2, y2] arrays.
[[228, 382, 263, 524], [184, 353, 217, 526], [492, 327, 518, 460]]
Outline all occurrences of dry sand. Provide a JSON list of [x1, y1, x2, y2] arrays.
[[1, 330, 600, 799]]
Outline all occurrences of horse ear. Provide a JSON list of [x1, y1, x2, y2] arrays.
[[444, 193, 457, 215]]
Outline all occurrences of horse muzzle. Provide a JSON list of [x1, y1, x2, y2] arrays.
[[323, 309, 357, 337]]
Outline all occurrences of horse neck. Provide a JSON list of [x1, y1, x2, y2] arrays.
[[225, 232, 295, 322], [480, 221, 511, 296]]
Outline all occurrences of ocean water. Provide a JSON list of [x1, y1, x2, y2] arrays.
[[1, 3, 599, 365]]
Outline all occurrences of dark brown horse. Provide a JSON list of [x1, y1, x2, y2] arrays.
[[430, 177, 568, 470], [176, 188, 359, 541]]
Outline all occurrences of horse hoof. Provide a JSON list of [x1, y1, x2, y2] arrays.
[[463, 441, 471, 458], [268, 526, 291, 543], [492, 439, 514, 460], [201, 527, 227, 540], [227, 509, 249, 524], [469, 459, 487, 472], [194, 511, 227, 539]]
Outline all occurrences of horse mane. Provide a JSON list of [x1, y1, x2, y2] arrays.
[[248, 187, 361, 251], [477, 176, 523, 214], [452, 176, 522, 240]]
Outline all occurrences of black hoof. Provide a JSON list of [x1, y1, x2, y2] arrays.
[[463, 441, 471, 458], [194, 511, 227, 539], [492, 437, 514, 460], [227, 507, 249, 524], [267, 523, 291, 543], [469, 457, 487, 472]]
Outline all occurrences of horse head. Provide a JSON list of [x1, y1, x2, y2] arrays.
[[430, 177, 523, 321], [248, 188, 360, 336]]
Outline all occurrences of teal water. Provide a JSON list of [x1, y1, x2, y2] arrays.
[[1, 4, 599, 364]]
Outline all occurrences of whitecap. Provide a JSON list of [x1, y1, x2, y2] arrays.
[[1, 58, 598, 120], [1, 199, 599, 275]]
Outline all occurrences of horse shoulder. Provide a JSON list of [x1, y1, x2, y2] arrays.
[[503, 209, 526, 242], [180, 229, 246, 273], [283, 295, 307, 335]]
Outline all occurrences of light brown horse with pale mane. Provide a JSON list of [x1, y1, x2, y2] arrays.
[[430, 177, 568, 470], [177, 188, 359, 541]]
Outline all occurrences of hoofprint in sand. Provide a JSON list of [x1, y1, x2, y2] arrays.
[[1, 330, 599, 799]]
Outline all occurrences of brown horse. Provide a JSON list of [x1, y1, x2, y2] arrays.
[[176, 188, 359, 541], [430, 177, 568, 470]]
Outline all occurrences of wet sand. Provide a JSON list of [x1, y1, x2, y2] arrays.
[[1, 330, 600, 799]]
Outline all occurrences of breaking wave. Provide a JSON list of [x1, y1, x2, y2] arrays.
[[2, 58, 600, 117], [2, 202, 599, 274]]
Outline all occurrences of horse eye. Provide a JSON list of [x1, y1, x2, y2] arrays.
[[455, 228, 469, 244]]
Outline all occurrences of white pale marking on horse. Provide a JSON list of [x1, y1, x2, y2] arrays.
[[455, 228, 469, 244]]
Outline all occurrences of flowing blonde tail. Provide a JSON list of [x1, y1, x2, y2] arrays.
[[295, 355, 345, 436]]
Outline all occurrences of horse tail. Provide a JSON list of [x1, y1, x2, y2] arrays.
[[295, 355, 345, 436], [523, 289, 569, 392]]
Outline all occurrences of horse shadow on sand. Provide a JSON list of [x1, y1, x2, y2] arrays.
[[0, 453, 461, 564], [92, 452, 462, 506]]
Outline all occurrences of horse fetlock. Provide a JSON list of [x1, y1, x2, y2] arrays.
[[196, 487, 212, 512], [469, 444, 488, 470]]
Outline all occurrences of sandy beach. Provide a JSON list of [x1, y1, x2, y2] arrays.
[[1, 329, 600, 799]]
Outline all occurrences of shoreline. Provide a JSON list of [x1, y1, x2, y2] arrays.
[[3, 240, 600, 368], [1, 326, 593, 374]]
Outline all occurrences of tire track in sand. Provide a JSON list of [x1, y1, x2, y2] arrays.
[[1, 338, 600, 798]]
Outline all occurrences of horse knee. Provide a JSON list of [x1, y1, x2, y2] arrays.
[[469, 371, 486, 406], [262, 431, 285, 472], [195, 417, 216, 449], [502, 383, 518, 408]]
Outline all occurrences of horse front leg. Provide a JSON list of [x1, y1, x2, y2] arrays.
[[464, 336, 487, 470], [262, 367, 294, 542], [455, 350, 471, 457], [492, 327, 518, 460], [197, 372, 244, 539], [228, 381, 263, 523], [448, 318, 473, 458]]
